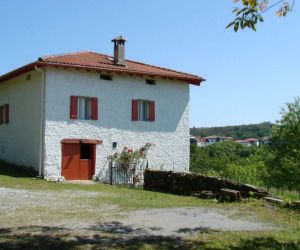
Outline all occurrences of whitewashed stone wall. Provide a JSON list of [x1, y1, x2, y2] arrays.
[[43, 67, 190, 180], [0, 71, 42, 171]]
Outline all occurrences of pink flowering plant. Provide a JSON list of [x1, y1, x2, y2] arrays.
[[108, 143, 151, 171]]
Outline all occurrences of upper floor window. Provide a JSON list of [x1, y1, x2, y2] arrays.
[[0, 104, 9, 125], [70, 96, 98, 120], [138, 100, 150, 121], [78, 97, 91, 120], [132, 99, 155, 122]]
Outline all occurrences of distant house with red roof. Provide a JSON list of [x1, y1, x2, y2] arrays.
[[204, 135, 233, 146], [190, 135, 233, 147], [190, 136, 208, 147], [0, 36, 205, 181]]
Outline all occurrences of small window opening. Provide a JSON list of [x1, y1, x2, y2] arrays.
[[112, 142, 117, 149], [100, 74, 113, 81], [146, 79, 156, 85], [26, 74, 31, 81], [0, 105, 8, 124], [80, 144, 92, 159]]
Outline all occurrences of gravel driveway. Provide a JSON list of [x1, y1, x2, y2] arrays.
[[0, 186, 275, 239], [116, 207, 274, 237]]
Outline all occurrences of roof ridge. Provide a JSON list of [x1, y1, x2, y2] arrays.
[[40, 51, 91, 61]]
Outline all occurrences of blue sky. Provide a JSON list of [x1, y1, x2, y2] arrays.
[[0, 0, 299, 127]]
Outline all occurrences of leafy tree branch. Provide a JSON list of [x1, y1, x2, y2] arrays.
[[227, 0, 295, 32]]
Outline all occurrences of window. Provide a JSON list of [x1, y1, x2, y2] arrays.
[[100, 74, 113, 81], [70, 96, 98, 120], [112, 142, 117, 149], [78, 97, 91, 120], [138, 100, 150, 121], [0, 104, 9, 125], [80, 144, 92, 159], [132, 99, 155, 122], [146, 79, 156, 85]]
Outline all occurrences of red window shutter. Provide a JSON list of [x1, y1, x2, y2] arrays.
[[149, 101, 155, 122], [132, 100, 138, 121], [0, 106, 2, 125], [70, 96, 78, 119], [91, 97, 98, 120], [5, 104, 9, 124]]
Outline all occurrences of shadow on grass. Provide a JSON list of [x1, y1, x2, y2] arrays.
[[231, 237, 300, 250], [0, 162, 37, 178], [1, 224, 299, 250], [88, 221, 150, 235], [176, 227, 215, 234], [0, 225, 198, 250]]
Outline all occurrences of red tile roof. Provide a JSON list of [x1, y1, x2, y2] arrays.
[[244, 138, 259, 142], [194, 136, 208, 142], [235, 138, 258, 143], [0, 51, 205, 85]]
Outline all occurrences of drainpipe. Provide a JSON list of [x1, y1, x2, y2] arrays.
[[35, 66, 45, 177]]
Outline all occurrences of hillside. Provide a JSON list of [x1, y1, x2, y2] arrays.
[[190, 122, 273, 140]]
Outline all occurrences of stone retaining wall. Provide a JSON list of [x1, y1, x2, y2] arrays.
[[144, 170, 268, 198]]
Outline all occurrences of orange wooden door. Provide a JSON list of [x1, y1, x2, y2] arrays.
[[78, 144, 95, 180], [79, 160, 93, 180], [62, 143, 80, 180]]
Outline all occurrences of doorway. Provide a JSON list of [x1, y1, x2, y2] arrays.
[[61, 141, 96, 180]]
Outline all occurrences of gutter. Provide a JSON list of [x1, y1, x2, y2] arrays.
[[35, 66, 45, 177]]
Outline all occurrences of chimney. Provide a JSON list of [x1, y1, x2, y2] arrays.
[[111, 35, 127, 66]]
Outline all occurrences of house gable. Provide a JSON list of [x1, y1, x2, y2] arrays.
[[42, 67, 190, 178]]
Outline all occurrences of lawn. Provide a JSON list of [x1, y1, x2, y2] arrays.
[[0, 162, 299, 250]]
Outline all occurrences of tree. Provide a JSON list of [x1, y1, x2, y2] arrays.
[[190, 122, 273, 140], [266, 97, 300, 195], [190, 140, 267, 186], [190, 140, 256, 174], [227, 0, 296, 32]]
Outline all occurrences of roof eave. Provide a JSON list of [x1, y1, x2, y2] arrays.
[[0, 61, 205, 86], [0, 62, 41, 84], [40, 62, 205, 86]]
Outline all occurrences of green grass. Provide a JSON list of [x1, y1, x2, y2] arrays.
[[0, 163, 213, 211], [267, 187, 300, 202], [0, 162, 299, 250], [189, 231, 300, 250]]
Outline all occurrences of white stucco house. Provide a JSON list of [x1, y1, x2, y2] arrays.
[[190, 136, 208, 147], [204, 136, 233, 146], [0, 36, 204, 181]]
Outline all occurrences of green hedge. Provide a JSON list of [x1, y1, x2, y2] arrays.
[[144, 170, 267, 198]]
